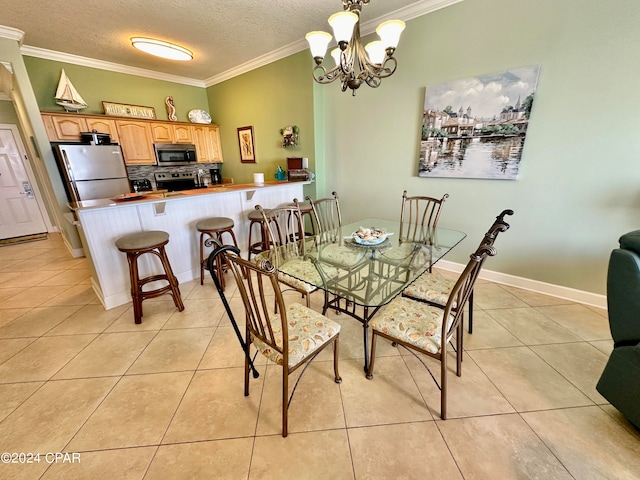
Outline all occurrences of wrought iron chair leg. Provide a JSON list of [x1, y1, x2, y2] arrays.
[[334, 336, 342, 383], [282, 368, 289, 437], [468, 289, 474, 333], [366, 332, 377, 379], [441, 348, 448, 420]]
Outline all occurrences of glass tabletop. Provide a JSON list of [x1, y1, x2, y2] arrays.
[[272, 217, 466, 309]]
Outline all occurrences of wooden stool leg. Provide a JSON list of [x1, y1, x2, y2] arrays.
[[212, 232, 226, 290], [199, 231, 206, 285], [157, 245, 184, 312], [127, 251, 143, 324], [225, 228, 239, 248], [213, 227, 238, 289]]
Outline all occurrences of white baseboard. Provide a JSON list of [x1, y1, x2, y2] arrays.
[[436, 260, 607, 309], [62, 235, 85, 258]]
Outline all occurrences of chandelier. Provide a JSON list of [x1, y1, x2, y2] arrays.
[[305, 0, 405, 96]]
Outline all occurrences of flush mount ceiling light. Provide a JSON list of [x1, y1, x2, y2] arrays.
[[305, 0, 405, 96], [130, 37, 193, 61]]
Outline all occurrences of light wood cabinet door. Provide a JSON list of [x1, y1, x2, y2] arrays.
[[86, 118, 120, 143], [151, 123, 173, 143], [191, 124, 223, 163], [173, 124, 193, 143], [151, 123, 193, 144], [115, 120, 156, 165], [42, 114, 88, 141]]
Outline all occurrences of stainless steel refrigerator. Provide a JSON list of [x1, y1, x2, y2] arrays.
[[55, 144, 131, 202]]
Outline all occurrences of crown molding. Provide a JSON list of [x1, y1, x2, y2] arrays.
[[20, 45, 206, 87], [11, 0, 463, 89], [204, 42, 304, 87], [0, 26, 25, 45], [205, 0, 463, 87]]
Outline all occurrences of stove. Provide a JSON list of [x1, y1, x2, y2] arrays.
[[154, 171, 197, 192]]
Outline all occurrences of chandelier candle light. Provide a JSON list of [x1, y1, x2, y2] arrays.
[[305, 0, 405, 96]]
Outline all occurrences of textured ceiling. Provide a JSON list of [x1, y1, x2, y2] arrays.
[[0, 0, 449, 85]]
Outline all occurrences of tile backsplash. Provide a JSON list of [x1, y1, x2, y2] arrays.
[[127, 163, 222, 188]]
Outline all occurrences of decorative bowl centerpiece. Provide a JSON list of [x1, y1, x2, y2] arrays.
[[351, 227, 389, 245]]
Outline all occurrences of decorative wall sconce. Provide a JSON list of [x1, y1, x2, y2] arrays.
[[280, 125, 299, 148]]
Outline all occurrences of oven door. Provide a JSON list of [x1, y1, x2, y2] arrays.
[[156, 179, 196, 192], [154, 144, 197, 166]]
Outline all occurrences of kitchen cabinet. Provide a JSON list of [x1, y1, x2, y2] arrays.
[[41, 112, 221, 164], [191, 124, 223, 163], [151, 122, 193, 144], [173, 124, 193, 143], [86, 118, 119, 143], [115, 120, 156, 165], [42, 114, 87, 142]]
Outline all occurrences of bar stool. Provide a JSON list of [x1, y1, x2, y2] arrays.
[[286, 201, 316, 237], [116, 230, 184, 324], [196, 216, 239, 287], [247, 209, 271, 260]]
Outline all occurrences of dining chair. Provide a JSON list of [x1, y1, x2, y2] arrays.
[[402, 209, 513, 333], [256, 202, 318, 308], [398, 190, 449, 245], [366, 240, 498, 420], [306, 191, 342, 243], [207, 244, 342, 437]]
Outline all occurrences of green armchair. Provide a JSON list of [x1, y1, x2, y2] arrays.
[[596, 230, 640, 428]]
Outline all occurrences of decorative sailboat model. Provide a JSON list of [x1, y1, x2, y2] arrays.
[[54, 69, 87, 112]]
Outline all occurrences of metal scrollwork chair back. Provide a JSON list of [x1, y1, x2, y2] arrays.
[[306, 191, 342, 244], [402, 209, 513, 334], [398, 190, 449, 246]]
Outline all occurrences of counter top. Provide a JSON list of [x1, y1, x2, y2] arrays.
[[68, 180, 308, 211]]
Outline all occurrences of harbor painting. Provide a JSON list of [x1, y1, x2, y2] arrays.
[[418, 65, 540, 180]]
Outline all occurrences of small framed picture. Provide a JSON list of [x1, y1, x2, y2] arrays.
[[237, 126, 256, 163]]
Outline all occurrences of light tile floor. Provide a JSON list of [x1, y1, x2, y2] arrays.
[[0, 234, 639, 479]]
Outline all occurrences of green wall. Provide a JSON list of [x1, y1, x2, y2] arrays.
[[24, 56, 209, 121], [206, 52, 316, 198], [313, 0, 640, 296]]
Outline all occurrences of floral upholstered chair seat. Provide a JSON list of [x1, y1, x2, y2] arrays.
[[370, 296, 454, 355], [279, 258, 338, 292], [403, 270, 455, 306], [318, 243, 364, 268], [252, 302, 341, 367]]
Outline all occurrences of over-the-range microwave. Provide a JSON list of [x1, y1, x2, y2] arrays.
[[154, 143, 197, 166]]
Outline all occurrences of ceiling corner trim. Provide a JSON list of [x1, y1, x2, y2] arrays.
[[0, 25, 25, 45], [204, 41, 307, 87], [20, 45, 206, 88], [362, 0, 463, 29]]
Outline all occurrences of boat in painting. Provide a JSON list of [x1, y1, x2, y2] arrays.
[[54, 69, 87, 112]]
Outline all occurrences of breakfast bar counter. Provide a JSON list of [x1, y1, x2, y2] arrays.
[[73, 181, 309, 309]]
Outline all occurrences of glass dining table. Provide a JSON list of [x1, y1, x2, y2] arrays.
[[263, 217, 466, 373]]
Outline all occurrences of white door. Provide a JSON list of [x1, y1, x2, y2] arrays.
[[0, 127, 47, 239]]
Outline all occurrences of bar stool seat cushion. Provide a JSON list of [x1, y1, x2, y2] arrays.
[[116, 231, 169, 251], [286, 202, 312, 213], [248, 209, 267, 221], [196, 217, 234, 232]]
